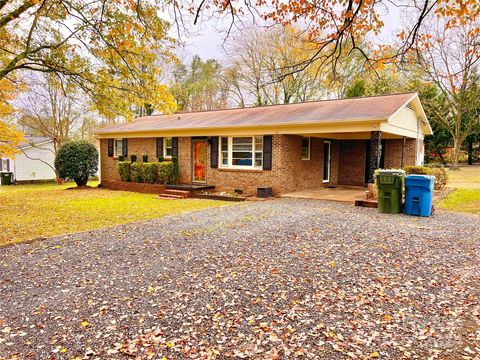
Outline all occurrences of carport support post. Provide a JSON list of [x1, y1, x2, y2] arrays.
[[368, 131, 382, 183]]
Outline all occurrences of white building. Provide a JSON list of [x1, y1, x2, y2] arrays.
[[1, 136, 56, 183]]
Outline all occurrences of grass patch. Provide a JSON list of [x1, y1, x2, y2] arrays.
[[438, 189, 480, 214], [446, 166, 480, 189], [0, 181, 229, 246], [439, 165, 480, 214]]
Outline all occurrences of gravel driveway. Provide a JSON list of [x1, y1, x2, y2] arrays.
[[1, 199, 479, 359]]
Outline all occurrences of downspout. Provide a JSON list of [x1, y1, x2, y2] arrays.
[[401, 137, 406, 168], [416, 117, 420, 165], [96, 137, 102, 186]]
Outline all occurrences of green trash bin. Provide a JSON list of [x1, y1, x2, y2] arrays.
[[0, 172, 13, 185], [376, 170, 404, 214]]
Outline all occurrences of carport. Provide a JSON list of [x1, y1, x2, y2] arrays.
[[281, 186, 366, 202]]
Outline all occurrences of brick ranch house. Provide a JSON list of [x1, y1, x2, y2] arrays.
[[95, 93, 432, 196]]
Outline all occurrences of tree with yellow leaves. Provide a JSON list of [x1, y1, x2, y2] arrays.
[[0, 78, 24, 158], [1, 0, 178, 155], [0, 119, 24, 158], [0, 0, 177, 122]]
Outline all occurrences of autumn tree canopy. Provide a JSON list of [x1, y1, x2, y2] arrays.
[[0, 77, 24, 157], [0, 0, 177, 120], [0, 0, 181, 156], [170, 55, 228, 112], [180, 0, 480, 71]]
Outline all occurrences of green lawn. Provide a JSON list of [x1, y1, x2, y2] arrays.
[[446, 165, 480, 189], [438, 188, 480, 214], [0, 181, 229, 246], [438, 166, 480, 214]]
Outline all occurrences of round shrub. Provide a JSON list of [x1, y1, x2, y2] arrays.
[[142, 163, 158, 183], [55, 141, 98, 187], [172, 157, 179, 184], [158, 161, 175, 184], [428, 167, 448, 190], [404, 165, 448, 190], [130, 162, 144, 183], [117, 161, 132, 182]]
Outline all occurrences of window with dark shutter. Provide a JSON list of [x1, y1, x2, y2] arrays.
[[108, 139, 114, 157], [6, 159, 10, 172], [263, 135, 272, 170], [156, 138, 163, 158], [210, 137, 219, 168], [122, 139, 128, 157], [172, 137, 179, 158]]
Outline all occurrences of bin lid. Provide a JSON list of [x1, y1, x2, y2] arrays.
[[405, 174, 435, 181], [378, 170, 405, 177], [405, 175, 435, 188]]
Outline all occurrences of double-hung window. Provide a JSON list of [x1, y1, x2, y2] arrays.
[[164, 137, 173, 158], [219, 136, 263, 169], [220, 137, 229, 166], [114, 139, 123, 157], [1, 159, 9, 172]]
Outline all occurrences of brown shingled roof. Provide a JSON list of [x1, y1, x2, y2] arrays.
[[95, 93, 416, 134]]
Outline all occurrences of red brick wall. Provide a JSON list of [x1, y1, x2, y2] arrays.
[[102, 180, 165, 194], [329, 141, 339, 185], [99, 136, 421, 195], [99, 138, 157, 183], [101, 135, 336, 196], [338, 140, 367, 186], [178, 137, 192, 184], [384, 139, 417, 168], [206, 135, 327, 196]]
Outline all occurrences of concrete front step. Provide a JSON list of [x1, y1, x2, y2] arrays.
[[163, 189, 191, 198], [158, 189, 191, 200], [158, 193, 184, 200]]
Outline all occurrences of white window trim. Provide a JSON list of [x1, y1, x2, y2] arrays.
[[163, 137, 173, 159], [302, 137, 311, 160], [323, 140, 331, 183], [219, 136, 263, 170], [1, 158, 8, 172], [114, 138, 123, 157]]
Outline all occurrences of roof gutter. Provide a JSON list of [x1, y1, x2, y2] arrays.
[[94, 118, 388, 138]]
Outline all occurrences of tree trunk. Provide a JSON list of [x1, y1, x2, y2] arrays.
[[74, 176, 88, 187], [468, 138, 474, 165], [451, 138, 461, 169], [54, 168, 63, 184], [436, 146, 447, 165]]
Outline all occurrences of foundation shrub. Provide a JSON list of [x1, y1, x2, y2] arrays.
[[117, 161, 132, 182]]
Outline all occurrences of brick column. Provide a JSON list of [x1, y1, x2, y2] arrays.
[[368, 131, 382, 183]]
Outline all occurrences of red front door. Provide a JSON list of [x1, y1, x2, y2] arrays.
[[192, 139, 207, 183]]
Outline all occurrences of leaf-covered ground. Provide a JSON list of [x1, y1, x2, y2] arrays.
[[1, 199, 479, 359], [0, 181, 228, 245]]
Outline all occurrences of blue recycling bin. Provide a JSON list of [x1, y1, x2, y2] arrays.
[[404, 175, 435, 217]]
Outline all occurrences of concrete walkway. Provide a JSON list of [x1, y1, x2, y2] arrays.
[[282, 186, 366, 202]]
